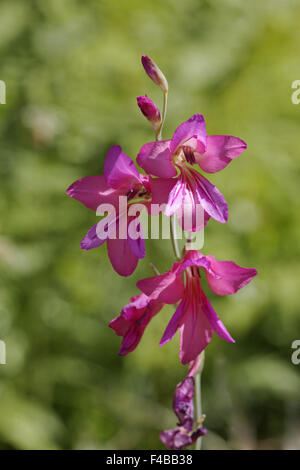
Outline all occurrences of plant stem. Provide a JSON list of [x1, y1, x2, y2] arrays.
[[195, 351, 205, 450], [156, 90, 168, 141], [149, 262, 160, 275], [170, 214, 181, 260]]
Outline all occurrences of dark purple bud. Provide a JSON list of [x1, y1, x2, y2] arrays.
[[191, 426, 207, 442], [160, 373, 207, 450], [160, 428, 193, 450], [173, 377, 194, 432], [160, 426, 207, 450], [141, 56, 168, 92], [137, 96, 161, 128]]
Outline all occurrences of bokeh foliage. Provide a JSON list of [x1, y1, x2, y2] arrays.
[[0, 0, 300, 449]]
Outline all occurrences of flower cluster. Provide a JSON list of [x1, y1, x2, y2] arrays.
[[66, 55, 257, 449]]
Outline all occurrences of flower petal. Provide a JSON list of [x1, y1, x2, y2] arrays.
[[80, 224, 107, 250], [109, 294, 163, 355], [137, 140, 177, 178], [197, 135, 247, 173], [170, 114, 207, 155], [177, 185, 211, 232], [191, 170, 228, 223], [137, 269, 184, 304], [66, 175, 120, 211], [201, 294, 235, 343], [104, 145, 141, 190], [178, 250, 213, 274], [107, 237, 138, 277], [149, 177, 177, 210], [165, 177, 185, 216], [160, 299, 186, 346], [204, 255, 258, 295], [109, 314, 130, 338], [179, 300, 214, 364], [127, 218, 146, 259]]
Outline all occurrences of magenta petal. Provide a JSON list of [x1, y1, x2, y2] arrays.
[[137, 140, 177, 178], [127, 219, 146, 259], [66, 175, 120, 211], [170, 114, 207, 154], [107, 238, 138, 277], [179, 303, 214, 364], [110, 294, 163, 355], [104, 145, 141, 190], [160, 300, 186, 346], [179, 250, 213, 274], [205, 255, 258, 295], [201, 294, 235, 343], [192, 171, 228, 223], [109, 315, 129, 338], [165, 177, 185, 216], [137, 271, 184, 304], [128, 236, 145, 259], [80, 224, 107, 250], [197, 135, 247, 173], [176, 184, 211, 232], [149, 177, 177, 209]]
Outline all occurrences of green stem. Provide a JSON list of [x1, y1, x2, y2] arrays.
[[170, 214, 181, 260], [156, 90, 168, 141], [195, 351, 205, 450]]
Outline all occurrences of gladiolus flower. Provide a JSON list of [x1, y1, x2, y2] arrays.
[[66, 145, 152, 277], [109, 293, 163, 355], [137, 250, 257, 364], [137, 114, 247, 230], [141, 55, 168, 92]]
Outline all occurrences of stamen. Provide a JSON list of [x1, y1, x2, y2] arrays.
[[127, 189, 138, 201], [182, 146, 196, 165]]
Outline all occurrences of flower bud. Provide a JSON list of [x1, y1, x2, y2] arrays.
[[141, 55, 168, 93], [137, 96, 161, 132]]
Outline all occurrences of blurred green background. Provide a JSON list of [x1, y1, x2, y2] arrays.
[[0, 0, 300, 450]]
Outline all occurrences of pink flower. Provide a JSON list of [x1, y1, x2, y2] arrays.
[[137, 114, 247, 230], [137, 96, 161, 132], [109, 293, 163, 355], [137, 250, 257, 364], [141, 55, 168, 92], [66, 145, 151, 277]]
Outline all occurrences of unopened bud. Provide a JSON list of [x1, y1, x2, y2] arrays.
[[141, 55, 168, 93], [137, 96, 161, 132]]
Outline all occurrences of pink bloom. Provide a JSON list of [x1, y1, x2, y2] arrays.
[[137, 96, 161, 132], [66, 145, 152, 277], [137, 250, 257, 364], [141, 55, 168, 92], [109, 293, 163, 355], [137, 114, 247, 230]]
